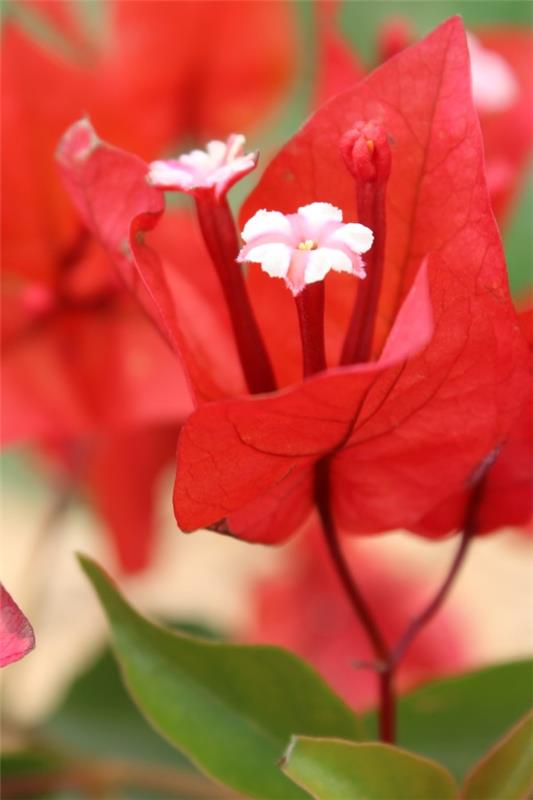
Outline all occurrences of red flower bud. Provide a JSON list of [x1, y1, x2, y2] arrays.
[[340, 120, 391, 184]]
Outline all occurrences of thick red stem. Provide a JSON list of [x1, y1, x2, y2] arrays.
[[295, 282, 327, 377], [340, 121, 391, 365], [195, 195, 276, 395]]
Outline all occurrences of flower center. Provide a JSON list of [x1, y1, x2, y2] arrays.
[[298, 239, 318, 251]]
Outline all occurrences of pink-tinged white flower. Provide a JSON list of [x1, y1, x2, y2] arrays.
[[238, 202, 373, 295], [467, 33, 519, 113], [148, 134, 257, 199], [1, 584, 35, 668]]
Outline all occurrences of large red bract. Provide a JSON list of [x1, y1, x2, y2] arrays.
[[56, 18, 529, 550]]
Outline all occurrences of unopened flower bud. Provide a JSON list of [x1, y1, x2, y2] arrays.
[[340, 120, 392, 184]]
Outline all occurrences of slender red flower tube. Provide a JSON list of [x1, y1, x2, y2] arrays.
[[339, 120, 391, 365], [148, 136, 275, 395]]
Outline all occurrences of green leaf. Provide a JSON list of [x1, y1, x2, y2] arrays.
[[505, 168, 533, 298], [44, 648, 187, 768], [79, 556, 363, 800], [281, 737, 458, 800], [339, 1, 533, 65], [364, 660, 533, 781], [462, 712, 533, 800]]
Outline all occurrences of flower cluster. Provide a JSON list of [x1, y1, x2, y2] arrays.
[[56, 18, 531, 552]]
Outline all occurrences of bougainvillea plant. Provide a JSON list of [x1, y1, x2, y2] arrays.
[[3, 7, 532, 799]]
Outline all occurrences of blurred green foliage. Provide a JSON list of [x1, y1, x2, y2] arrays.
[[505, 170, 533, 297], [339, 0, 532, 64], [364, 659, 533, 781]]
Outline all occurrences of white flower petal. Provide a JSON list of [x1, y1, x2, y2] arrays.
[[149, 134, 256, 196], [180, 150, 212, 168], [241, 209, 294, 243], [325, 222, 374, 254], [206, 140, 227, 163], [242, 243, 292, 278], [148, 161, 195, 188], [297, 202, 343, 224], [306, 247, 353, 282]]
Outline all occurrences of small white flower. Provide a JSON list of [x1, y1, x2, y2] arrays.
[[467, 34, 519, 113], [238, 202, 373, 296], [148, 134, 257, 199]]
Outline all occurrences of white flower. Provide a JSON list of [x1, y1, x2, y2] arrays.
[[238, 202, 373, 295], [147, 134, 257, 199], [467, 34, 519, 113]]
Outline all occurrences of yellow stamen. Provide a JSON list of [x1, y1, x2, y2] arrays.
[[298, 239, 317, 251]]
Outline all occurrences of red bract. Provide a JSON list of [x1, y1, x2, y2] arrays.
[[58, 19, 528, 548], [0, 585, 35, 668], [414, 306, 533, 536], [2, 2, 297, 570], [244, 530, 467, 710], [176, 18, 528, 541], [315, 11, 533, 227]]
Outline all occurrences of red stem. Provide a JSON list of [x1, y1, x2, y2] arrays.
[[314, 459, 395, 741], [389, 472, 486, 670], [390, 528, 473, 670], [315, 461, 487, 744], [195, 195, 276, 395], [295, 283, 327, 377]]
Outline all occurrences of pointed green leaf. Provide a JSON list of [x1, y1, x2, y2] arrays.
[[281, 737, 458, 800], [79, 556, 363, 800], [462, 712, 533, 800], [364, 660, 533, 780], [45, 648, 188, 767]]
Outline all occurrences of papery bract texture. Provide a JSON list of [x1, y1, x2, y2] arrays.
[[174, 18, 529, 541], [414, 306, 533, 536], [0, 585, 35, 668], [174, 263, 433, 541], [56, 121, 246, 405]]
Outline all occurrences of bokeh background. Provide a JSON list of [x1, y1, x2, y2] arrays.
[[1, 1, 532, 798]]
